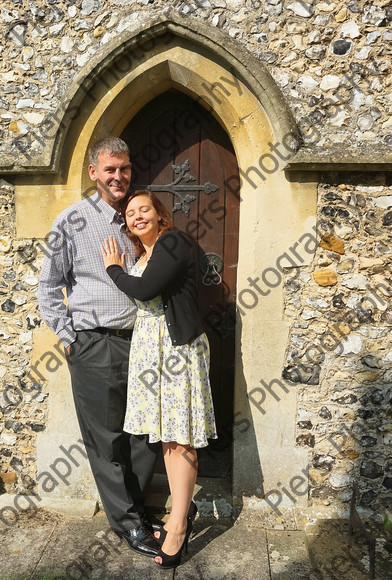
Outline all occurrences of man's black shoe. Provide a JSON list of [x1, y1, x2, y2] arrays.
[[143, 515, 164, 534], [117, 524, 160, 557]]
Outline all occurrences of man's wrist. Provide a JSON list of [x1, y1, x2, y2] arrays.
[[58, 329, 77, 348], [64, 337, 77, 354]]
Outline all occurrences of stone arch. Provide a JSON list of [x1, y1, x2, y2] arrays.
[[16, 14, 301, 238], [46, 14, 299, 176]]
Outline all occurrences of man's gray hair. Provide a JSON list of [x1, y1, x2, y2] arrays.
[[88, 137, 130, 166]]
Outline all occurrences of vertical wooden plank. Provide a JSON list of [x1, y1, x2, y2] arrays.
[[149, 106, 175, 214], [198, 125, 225, 438], [172, 100, 200, 233]]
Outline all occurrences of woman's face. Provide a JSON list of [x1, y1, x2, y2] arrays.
[[125, 195, 160, 243]]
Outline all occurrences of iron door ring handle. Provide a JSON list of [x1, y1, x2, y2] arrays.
[[201, 253, 223, 286]]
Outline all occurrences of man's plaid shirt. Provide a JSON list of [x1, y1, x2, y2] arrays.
[[38, 192, 137, 347]]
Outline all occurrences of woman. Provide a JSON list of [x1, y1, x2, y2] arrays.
[[100, 190, 217, 568]]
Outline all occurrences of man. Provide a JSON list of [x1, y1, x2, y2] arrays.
[[38, 137, 160, 557]]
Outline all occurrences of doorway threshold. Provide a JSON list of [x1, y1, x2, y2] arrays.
[[146, 473, 233, 519]]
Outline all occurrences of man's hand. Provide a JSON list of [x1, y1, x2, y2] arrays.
[[66, 344, 71, 355], [100, 236, 125, 269]]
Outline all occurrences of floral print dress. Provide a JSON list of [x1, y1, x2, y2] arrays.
[[123, 263, 217, 448]]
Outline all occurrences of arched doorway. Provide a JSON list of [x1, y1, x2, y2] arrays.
[[121, 90, 240, 477], [23, 19, 311, 512]]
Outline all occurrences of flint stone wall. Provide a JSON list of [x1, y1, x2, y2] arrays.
[[283, 174, 392, 513], [0, 0, 391, 518], [1, 0, 392, 166], [0, 178, 47, 496]]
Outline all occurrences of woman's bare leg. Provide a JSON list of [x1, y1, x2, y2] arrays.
[[155, 441, 198, 563], [155, 443, 173, 538]]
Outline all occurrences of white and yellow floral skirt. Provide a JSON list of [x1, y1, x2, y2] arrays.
[[123, 270, 217, 448]]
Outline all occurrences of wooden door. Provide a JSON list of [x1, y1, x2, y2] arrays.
[[121, 91, 240, 477]]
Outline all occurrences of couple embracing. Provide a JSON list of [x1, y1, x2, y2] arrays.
[[38, 136, 217, 569]]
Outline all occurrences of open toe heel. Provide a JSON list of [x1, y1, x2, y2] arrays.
[[155, 518, 193, 569]]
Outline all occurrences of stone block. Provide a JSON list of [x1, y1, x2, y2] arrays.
[[320, 234, 345, 254], [313, 269, 337, 286], [0, 472, 18, 484]]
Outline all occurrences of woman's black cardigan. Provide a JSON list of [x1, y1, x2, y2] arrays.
[[106, 230, 205, 346]]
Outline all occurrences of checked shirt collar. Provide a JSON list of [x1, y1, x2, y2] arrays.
[[91, 191, 126, 228]]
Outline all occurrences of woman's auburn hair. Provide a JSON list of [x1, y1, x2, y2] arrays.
[[122, 190, 174, 257]]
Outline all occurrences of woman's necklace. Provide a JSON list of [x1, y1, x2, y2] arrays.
[[140, 233, 161, 264], [139, 246, 154, 264], [140, 252, 151, 264]]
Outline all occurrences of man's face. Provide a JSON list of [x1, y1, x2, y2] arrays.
[[88, 151, 132, 208]]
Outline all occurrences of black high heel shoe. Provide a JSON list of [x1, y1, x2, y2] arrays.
[[155, 518, 193, 569], [155, 500, 198, 545]]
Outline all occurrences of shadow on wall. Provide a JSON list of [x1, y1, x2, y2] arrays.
[[230, 311, 265, 520]]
